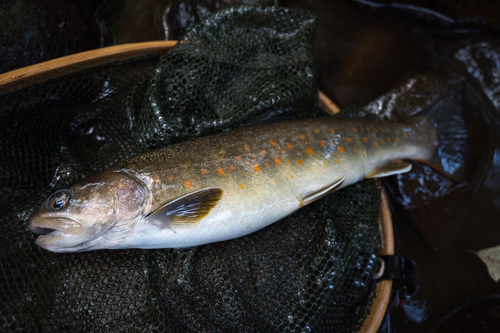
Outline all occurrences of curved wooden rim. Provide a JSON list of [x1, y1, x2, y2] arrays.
[[358, 191, 394, 333], [318, 90, 340, 114], [0, 40, 177, 95], [319, 92, 394, 333], [1, 43, 394, 331]]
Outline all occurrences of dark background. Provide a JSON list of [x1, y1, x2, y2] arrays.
[[2, 0, 500, 331]]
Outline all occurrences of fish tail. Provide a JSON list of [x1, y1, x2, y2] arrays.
[[418, 97, 471, 182]]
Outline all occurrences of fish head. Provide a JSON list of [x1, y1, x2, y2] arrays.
[[27, 171, 147, 252]]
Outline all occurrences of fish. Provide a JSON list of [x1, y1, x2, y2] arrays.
[[27, 99, 468, 252]]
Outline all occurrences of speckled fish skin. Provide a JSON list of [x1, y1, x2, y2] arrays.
[[120, 117, 437, 247], [27, 116, 438, 252]]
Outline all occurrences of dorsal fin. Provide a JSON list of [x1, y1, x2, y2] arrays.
[[145, 188, 223, 229], [300, 177, 345, 207], [365, 159, 412, 178]]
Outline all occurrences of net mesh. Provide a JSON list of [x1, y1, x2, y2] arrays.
[[0, 6, 380, 332]]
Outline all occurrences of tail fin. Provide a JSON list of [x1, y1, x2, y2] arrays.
[[420, 97, 471, 182]]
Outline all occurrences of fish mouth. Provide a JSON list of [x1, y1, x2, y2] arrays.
[[27, 216, 89, 252], [30, 226, 59, 235]]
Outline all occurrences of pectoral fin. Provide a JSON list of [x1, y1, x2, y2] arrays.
[[300, 177, 345, 207], [145, 187, 223, 229], [365, 159, 412, 178]]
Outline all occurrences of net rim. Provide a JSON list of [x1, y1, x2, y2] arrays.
[[0, 40, 177, 95]]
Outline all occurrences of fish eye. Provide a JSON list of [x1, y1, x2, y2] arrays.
[[48, 190, 71, 210]]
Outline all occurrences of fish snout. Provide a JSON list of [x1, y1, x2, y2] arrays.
[[27, 214, 83, 236]]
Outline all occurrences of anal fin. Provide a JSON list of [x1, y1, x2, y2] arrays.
[[365, 159, 412, 178], [145, 187, 223, 229], [300, 177, 345, 207]]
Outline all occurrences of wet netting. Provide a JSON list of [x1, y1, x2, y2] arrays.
[[0, 6, 380, 332]]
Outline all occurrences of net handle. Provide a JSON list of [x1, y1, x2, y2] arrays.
[[0, 40, 177, 95]]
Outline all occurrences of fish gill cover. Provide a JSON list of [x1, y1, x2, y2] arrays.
[[0, 6, 380, 332]]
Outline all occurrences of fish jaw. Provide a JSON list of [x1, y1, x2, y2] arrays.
[[27, 214, 90, 252], [26, 212, 139, 252], [35, 230, 78, 253], [27, 204, 102, 252]]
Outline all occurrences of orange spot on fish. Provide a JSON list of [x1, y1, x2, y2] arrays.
[[334, 159, 339, 163], [300, 134, 306, 139], [236, 156, 242, 161], [168, 175, 174, 181], [220, 150, 225, 154], [363, 137, 368, 142], [260, 150, 266, 156], [274, 179, 277, 184], [245, 145, 250, 151], [287, 143, 293, 149], [396, 137, 400, 142], [347, 138, 352, 142], [201, 169, 207, 175], [381, 140, 385, 145], [253, 165, 261, 172], [290, 174, 294, 178], [217, 167, 226, 176], [403, 133, 408, 138], [320, 141, 326, 147], [388, 138, 392, 143], [338, 146, 344, 153], [281, 150, 285, 154], [185, 180, 191, 188], [330, 129, 335, 134], [374, 141, 378, 147], [153, 175, 160, 184], [241, 183, 245, 189], [311, 167, 314, 171], [315, 129, 320, 134], [323, 161, 327, 165], [229, 165, 235, 171], [307, 148, 313, 155], [275, 158, 281, 165], [297, 159, 303, 165], [265, 163, 270, 168], [286, 158, 291, 164], [354, 147, 358, 152], [270, 140, 276, 146], [352, 128, 357, 132]]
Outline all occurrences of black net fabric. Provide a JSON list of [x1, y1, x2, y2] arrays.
[[0, 6, 380, 332]]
